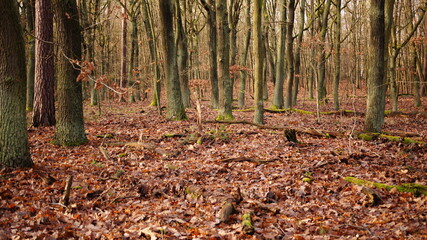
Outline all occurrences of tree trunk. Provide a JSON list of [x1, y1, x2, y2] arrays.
[[283, 0, 295, 109], [142, 0, 161, 109], [333, 0, 341, 111], [200, 0, 219, 108], [33, 0, 55, 127], [238, 0, 251, 108], [253, 0, 263, 124], [272, 0, 286, 109], [292, 0, 305, 106], [52, 0, 87, 146], [317, 0, 332, 101], [216, 0, 233, 120], [159, 0, 186, 120], [176, 2, 190, 108], [120, 1, 127, 102], [25, 0, 36, 112], [364, 0, 386, 133], [0, 0, 33, 167]]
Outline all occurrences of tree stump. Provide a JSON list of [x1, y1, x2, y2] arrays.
[[284, 129, 298, 143]]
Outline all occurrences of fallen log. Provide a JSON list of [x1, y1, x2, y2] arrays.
[[202, 120, 343, 138], [344, 176, 427, 197], [241, 212, 255, 235]]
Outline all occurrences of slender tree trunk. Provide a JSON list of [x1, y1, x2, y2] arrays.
[[317, 0, 332, 102], [52, 0, 87, 146], [177, 2, 190, 108], [284, 0, 295, 109], [253, 0, 263, 124], [120, 1, 127, 102], [423, 16, 427, 96], [216, 0, 233, 120], [238, 0, 251, 108], [25, 0, 36, 111], [142, 0, 161, 108], [364, 0, 386, 133], [272, 0, 286, 109], [0, 0, 33, 168], [201, 0, 219, 108], [159, 0, 186, 120], [129, 16, 138, 102], [333, 0, 341, 110], [292, 0, 305, 106], [33, 0, 55, 127]]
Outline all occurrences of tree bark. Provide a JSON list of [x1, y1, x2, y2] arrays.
[[25, 0, 36, 111], [364, 0, 386, 133], [237, 0, 251, 108], [159, 0, 187, 120], [216, 0, 233, 120], [253, 0, 263, 124], [200, 0, 219, 108], [142, 0, 161, 109], [272, 0, 286, 109], [120, 0, 127, 102], [176, 2, 190, 108], [52, 0, 87, 146], [33, 0, 55, 127], [292, 0, 305, 106], [283, 0, 295, 109], [317, 0, 332, 102], [0, 0, 33, 167], [333, 0, 341, 111]]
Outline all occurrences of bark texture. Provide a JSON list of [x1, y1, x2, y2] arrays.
[[0, 0, 33, 167], [33, 0, 55, 127], [52, 0, 87, 146], [159, 0, 186, 120], [364, 0, 386, 132]]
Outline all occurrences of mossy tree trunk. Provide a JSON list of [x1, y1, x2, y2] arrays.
[[364, 0, 386, 132], [0, 0, 33, 168], [159, 0, 187, 120], [216, 0, 233, 120], [253, 0, 263, 124], [33, 0, 55, 127], [52, 0, 87, 146]]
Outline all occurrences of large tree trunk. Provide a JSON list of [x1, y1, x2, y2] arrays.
[[159, 0, 186, 120], [333, 0, 341, 111], [0, 0, 33, 167], [33, 0, 55, 127], [237, 0, 251, 108], [272, 0, 286, 109], [25, 0, 36, 111], [216, 0, 233, 120], [364, 0, 386, 132], [253, 0, 263, 124], [283, 0, 295, 109], [52, 0, 87, 146]]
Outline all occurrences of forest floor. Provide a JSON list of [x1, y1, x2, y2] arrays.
[[1, 92, 427, 239]]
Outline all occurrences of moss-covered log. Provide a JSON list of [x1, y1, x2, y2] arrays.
[[357, 133, 423, 144], [345, 176, 427, 197], [241, 212, 255, 235]]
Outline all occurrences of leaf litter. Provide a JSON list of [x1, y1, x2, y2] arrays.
[[0, 96, 426, 239]]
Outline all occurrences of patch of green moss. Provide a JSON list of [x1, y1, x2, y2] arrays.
[[117, 153, 127, 158], [293, 108, 314, 115], [344, 176, 427, 196], [216, 113, 234, 121], [380, 134, 400, 142], [357, 133, 380, 141]]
